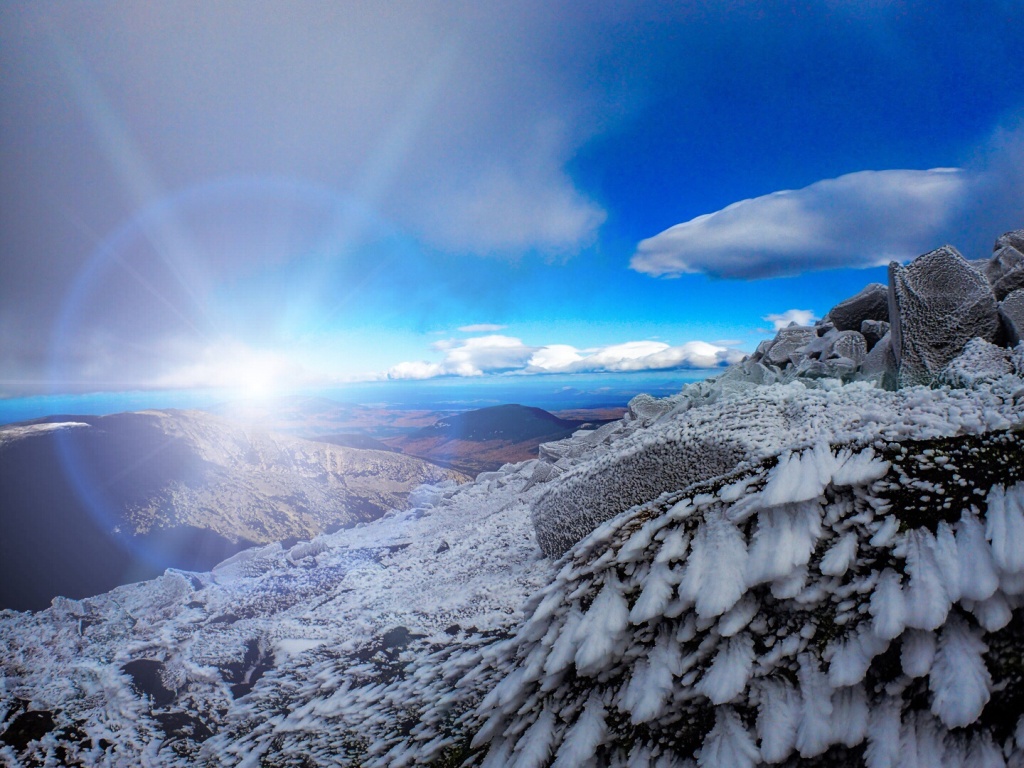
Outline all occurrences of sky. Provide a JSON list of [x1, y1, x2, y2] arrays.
[[4, 1, 1024, 398]]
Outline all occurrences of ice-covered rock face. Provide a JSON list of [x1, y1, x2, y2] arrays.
[[532, 435, 746, 558], [827, 282, 889, 332], [888, 245, 1001, 388]]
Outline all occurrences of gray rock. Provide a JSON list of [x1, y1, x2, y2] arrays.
[[825, 330, 867, 365], [802, 329, 837, 360], [1000, 288, 1024, 346], [994, 228, 1024, 253], [763, 326, 817, 367], [522, 459, 564, 491], [982, 244, 1024, 286], [860, 319, 890, 351], [751, 339, 773, 361], [856, 330, 897, 390], [888, 246, 1000, 387], [827, 283, 890, 331], [993, 263, 1024, 302]]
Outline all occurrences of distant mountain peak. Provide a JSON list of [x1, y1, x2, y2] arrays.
[[414, 403, 575, 443]]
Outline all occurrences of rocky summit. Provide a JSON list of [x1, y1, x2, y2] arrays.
[[4, 232, 1024, 766]]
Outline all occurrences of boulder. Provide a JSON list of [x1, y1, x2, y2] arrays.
[[763, 326, 817, 367], [994, 228, 1024, 253], [982, 244, 1024, 286], [1000, 288, 1024, 346], [751, 339, 773, 361], [827, 282, 889, 331], [824, 329, 867, 365], [860, 319, 890, 351], [856, 330, 897, 390], [802, 328, 836, 360], [888, 246, 1000, 387], [531, 435, 746, 558], [992, 261, 1024, 302]]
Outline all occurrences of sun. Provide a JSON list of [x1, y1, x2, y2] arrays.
[[232, 356, 283, 402]]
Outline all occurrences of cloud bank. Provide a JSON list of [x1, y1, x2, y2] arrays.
[[386, 335, 744, 380], [631, 168, 971, 279]]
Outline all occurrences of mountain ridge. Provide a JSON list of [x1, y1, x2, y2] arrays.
[[0, 409, 466, 611]]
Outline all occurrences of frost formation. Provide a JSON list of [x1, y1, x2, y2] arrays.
[[4, 231, 1024, 766]]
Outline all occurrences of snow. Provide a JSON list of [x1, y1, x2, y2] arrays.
[[901, 629, 936, 678], [696, 634, 754, 704], [551, 694, 606, 767], [929, 613, 992, 728], [870, 568, 907, 640], [573, 580, 630, 676], [796, 653, 833, 757], [696, 708, 759, 768], [755, 679, 800, 763], [819, 531, 858, 576], [678, 506, 747, 618], [903, 528, 953, 630], [986, 482, 1024, 573]]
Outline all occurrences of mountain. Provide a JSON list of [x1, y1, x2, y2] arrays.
[[384, 403, 617, 474], [4, 232, 1024, 765], [0, 410, 466, 611]]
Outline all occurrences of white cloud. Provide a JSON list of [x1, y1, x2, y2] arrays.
[[387, 335, 744, 380], [386, 360, 444, 381], [388, 335, 537, 379], [631, 168, 969, 279], [763, 309, 818, 330], [458, 323, 507, 333]]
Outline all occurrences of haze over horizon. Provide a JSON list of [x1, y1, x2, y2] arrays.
[[4, 2, 1024, 401]]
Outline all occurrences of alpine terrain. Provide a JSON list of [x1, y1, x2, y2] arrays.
[[5, 231, 1024, 765]]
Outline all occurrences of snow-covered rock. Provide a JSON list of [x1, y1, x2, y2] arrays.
[[888, 245, 1001, 387]]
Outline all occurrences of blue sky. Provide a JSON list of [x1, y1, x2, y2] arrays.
[[3, 1, 1024, 397]]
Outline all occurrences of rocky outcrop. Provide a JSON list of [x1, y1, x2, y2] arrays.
[[888, 246, 1000, 387], [734, 230, 1024, 391]]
